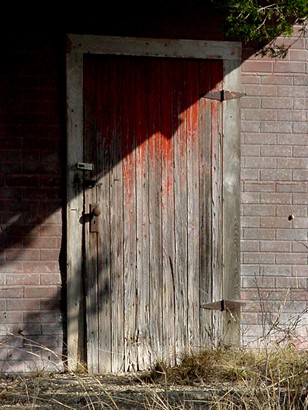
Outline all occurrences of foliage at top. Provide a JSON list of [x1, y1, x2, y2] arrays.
[[214, 0, 308, 57]]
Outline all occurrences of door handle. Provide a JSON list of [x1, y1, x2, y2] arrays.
[[90, 204, 101, 232], [92, 204, 101, 217]]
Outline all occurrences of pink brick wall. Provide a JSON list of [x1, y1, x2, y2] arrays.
[[241, 27, 308, 347], [0, 35, 65, 372]]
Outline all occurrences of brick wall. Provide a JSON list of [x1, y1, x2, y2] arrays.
[[0, 35, 65, 372], [240, 27, 308, 347]]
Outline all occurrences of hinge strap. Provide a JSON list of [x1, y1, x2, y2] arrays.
[[200, 299, 245, 311], [201, 90, 245, 101]]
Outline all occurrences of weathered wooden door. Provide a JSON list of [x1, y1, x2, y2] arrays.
[[66, 35, 241, 373], [83, 54, 222, 372]]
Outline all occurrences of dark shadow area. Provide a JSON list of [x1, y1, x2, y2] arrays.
[[0, 33, 68, 372], [1, 1, 226, 40]]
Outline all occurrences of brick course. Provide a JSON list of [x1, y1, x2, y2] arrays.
[[241, 26, 308, 347]]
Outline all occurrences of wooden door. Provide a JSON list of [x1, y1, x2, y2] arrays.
[[66, 35, 241, 373], [82, 54, 224, 372]]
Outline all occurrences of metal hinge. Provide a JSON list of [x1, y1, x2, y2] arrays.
[[201, 90, 245, 101], [200, 299, 245, 312]]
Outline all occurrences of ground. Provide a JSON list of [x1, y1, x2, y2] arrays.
[[0, 371, 232, 409], [1, 353, 307, 409]]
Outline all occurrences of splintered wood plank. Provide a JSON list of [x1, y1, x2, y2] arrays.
[[109, 58, 125, 372], [161, 59, 176, 365], [96, 57, 112, 372], [173, 60, 188, 360], [83, 57, 100, 373], [186, 60, 200, 353], [135, 60, 150, 370], [148, 59, 163, 365], [122, 59, 138, 372]]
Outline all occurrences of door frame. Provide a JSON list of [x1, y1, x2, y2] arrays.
[[66, 34, 242, 371]]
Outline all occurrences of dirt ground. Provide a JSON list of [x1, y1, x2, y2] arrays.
[[0, 371, 231, 409], [2, 371, 306, 409]]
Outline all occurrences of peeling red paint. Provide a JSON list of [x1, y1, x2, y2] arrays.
[[85, 55, 224, 211]]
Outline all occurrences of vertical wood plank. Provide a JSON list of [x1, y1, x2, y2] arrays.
[[161, 59, 176, 365], [135, 59, 150, 370], [83, 56, 99, 373], [186, 60, 200, 353], [66, 49, 84, 371], [122, 58, 138, 372], [96, 57, 112, 372], [222, 59, 241, 345], [173, 60, 188, 360], [199, 62, 214, 346], [210, 61, 224, 345], [148, 59, 163, 365], [109, 58, 125, 372]]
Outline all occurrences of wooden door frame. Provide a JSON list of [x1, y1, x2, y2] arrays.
[[66, 34, 242, 371]]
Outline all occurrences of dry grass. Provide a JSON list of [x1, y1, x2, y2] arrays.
[[146, 344, 308, 409], [149, 344, 308, 386], [0, 341, 308, 408]]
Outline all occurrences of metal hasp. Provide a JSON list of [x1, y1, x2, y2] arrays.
[[75, 162, 96, 188], [76, 162, 94, 171], [201, 90, 245, 102], [200, 299, 245, 312]]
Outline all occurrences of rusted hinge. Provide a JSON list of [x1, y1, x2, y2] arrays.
[[200, 299, 245, 311], [201, 90, 246, 101]]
